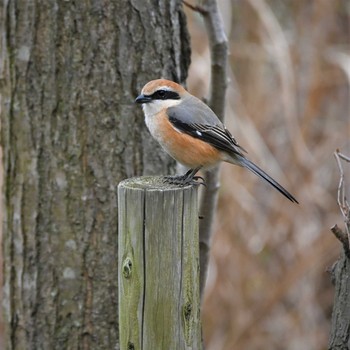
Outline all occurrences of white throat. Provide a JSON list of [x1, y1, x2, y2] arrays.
[[142, 99, 182, 146]]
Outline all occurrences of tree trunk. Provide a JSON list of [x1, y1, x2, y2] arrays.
[[328, 243, 350, 349], [328, 151, 350, 350], [0, 1, 190, 349]]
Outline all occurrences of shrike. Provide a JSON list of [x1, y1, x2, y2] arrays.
[[135, 79, 298, 203]]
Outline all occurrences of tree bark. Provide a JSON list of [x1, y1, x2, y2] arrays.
[[0, 1, 190, 349], [328, 151, 350, 350], [328, 249, 350, 350], [328, 225, 350, 350]]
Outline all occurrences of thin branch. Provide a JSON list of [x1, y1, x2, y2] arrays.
[[334, 150, 350, 227], [334, 150, 346, 215], [182, 0, 207, 14], [338, 152, 350, 163], [333, 149, 350, 254], [188, 0, 228, 298]]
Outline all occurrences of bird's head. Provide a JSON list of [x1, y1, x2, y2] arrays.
[[135, 79, 186, 116]]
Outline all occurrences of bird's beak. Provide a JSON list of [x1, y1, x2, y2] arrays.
[[135, 94, 152, 104]]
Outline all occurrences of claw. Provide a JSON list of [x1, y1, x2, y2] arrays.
[[163, 175, 205, 187], [163, 167, 205, 187]]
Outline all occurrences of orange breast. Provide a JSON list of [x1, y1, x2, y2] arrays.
[[154, 112, 221, 168]]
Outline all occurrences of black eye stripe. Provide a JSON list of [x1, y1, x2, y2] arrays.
[[150, 90, 180, 100]]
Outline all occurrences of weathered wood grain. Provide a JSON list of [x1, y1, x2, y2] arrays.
[[118, 177, 201, 350]]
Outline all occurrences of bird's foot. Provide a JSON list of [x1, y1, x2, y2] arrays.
[[163, 174, 205, 187]]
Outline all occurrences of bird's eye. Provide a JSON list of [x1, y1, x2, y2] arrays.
[[151, 89, 180, 100], [157, 90, 166, 98]]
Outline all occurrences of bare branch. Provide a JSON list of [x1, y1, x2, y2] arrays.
[[338, 152, 350, 163], [333, 150, 350, 254], [191, 0, 228, 298], [182, 0, 207, 14], [334, 150, 350, 227]]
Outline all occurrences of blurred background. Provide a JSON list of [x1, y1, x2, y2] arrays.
[[185, 1, 349, 349], [0, 1, 348, 349]]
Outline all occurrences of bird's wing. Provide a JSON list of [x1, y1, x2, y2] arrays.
[[168, 95, 298, 203], [167, 95, 246, 156]]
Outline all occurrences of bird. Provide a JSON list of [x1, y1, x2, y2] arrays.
[[135, 79, 298, 203]]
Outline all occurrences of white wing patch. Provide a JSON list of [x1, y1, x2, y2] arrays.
[[172, 125, 182, 134]]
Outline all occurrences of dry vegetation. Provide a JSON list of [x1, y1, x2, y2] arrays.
[[185, 1, 349, 349]]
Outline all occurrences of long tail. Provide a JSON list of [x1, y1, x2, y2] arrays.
[[239, 157, 298, 203]]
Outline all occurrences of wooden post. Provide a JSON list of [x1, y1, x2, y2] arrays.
[[118, 176, 201, 350]]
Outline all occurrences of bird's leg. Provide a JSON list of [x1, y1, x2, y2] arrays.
[[164, 167, 205, 186]]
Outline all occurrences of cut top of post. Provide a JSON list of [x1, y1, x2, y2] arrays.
[[118, 176, 194, 190]]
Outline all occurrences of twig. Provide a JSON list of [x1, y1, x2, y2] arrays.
[[338, 152, 350, 163], [334, 150, 350, 228], [182, 1, 207, 14], [333, 150, 350, 255]]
